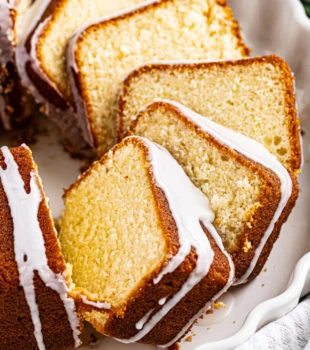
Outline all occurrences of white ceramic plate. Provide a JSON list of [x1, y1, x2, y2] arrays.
[[3, 0, 309, 349]]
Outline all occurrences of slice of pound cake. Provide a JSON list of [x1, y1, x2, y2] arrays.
[[67, 0, 249, 154], [119, 55, 301, 173], [16, 0, 146, 152], [59, 136, 234, 347], [0, 0, 35, 130], [130, 101, 299, 283], [0, 145, 81, 349]]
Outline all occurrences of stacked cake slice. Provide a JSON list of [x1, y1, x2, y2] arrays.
[[16, 0, 146, 152], [65, 0, 249, 153], [119, 55, 301, 173], [3, 0, 250, 153], [130, 100, 298, 283], [59, 136, 235, 346]]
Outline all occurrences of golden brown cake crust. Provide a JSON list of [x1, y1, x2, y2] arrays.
[[70, 0, 249, 150], [20, 0, 69, 105], [35, 0, 77, 102], [118, 55, 301, 173], [0, 146, 78, 350], [235, 173, 298, 281], [101, 229, 230, 345], [24, 0, 74, 108], [66, 137, 232, 345], [248, 173, 299, 281], [129, 101, 299, 281]]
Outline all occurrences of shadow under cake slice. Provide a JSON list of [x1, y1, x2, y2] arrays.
[[59, 136, 234, 347], [67, 0, 249, 155], [130, 100, 298, 283], [0, 144, 81, 349], [118, 55, 301, 173]]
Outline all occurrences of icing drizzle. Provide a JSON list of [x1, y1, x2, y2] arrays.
[[135, 309, 154, 331], [156, 100, 293, 285], [0, 145, 81, 349], [81, 295, 111, 310], [117, 95, 293, 344], [116, 137, 234, 346]]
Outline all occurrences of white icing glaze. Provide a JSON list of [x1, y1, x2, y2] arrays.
[[116, 136, 234, 345], [155, 100, 293, 285], [158, 297, 167, 306], [18, 0, 49, 42], [135, 309, 154, 330], [0, 145, 81, 349], [81, 295, 111, 310]]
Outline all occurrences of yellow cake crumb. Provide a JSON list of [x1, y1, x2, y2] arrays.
[[243, 239, 252, 253], [212, 301, 226, 310]]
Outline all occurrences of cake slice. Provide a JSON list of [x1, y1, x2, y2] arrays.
[[0, 0, 35, 130], [59, 136, 234, 346], [67, 0, 249, 154], [130, 101, 299, 283], [119, 55, 301, 173], [15, 0, 147, 152], [0, 145, 81, 349]]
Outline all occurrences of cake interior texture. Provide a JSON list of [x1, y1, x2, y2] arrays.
[[59, 136, 235, 345], [120, 56, 300, 172], [72, 0, 248, 154], [59, 140, 168, 311], [131, 103, 276, 253], [37, 0, 144, 100]]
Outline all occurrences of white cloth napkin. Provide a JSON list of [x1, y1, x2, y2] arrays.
[[235, 295, 310, 350]]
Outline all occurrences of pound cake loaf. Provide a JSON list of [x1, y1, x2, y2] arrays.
[[130, 101, 299, 283], [0, 144, 81, 349], [59, 136, 234, 347], [16, 0, 146, 153], [119, 55, 301, 173], [0, 0, 35, 130], [67, 0, 249, 155]]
